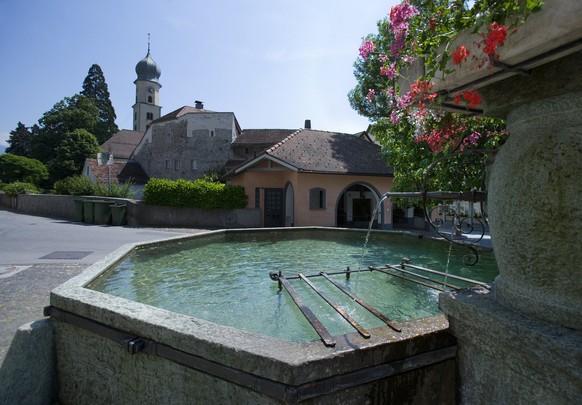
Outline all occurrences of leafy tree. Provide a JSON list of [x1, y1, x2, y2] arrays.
[[0, 153, 48, 185], [31, 94, 99, 164], [6, 122, 34, 157], [348, 6, 507, 197], [47, 129, 100, 182], [81, 64, 119, 144]]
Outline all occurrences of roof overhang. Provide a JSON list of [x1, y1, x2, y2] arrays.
[[234, 154, 298, 174]]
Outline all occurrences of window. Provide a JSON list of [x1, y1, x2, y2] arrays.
[[190, 160, 198, 171], [174, 160, 181, 171], [255, 188, 260, 209], [148, 96, 153, 103], [210, 130, 215, 137], [244, 147, 250, 155], [165, 160, 171, 169], [309, 188, 326, 210], [146, 112, 154, 120]]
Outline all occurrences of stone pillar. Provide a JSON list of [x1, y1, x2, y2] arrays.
[[440, 51, 582, 403]]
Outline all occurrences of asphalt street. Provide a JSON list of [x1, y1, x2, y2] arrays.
[[0, 208, 207, 366]]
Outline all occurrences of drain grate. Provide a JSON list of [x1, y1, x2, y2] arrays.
[[39, 251, 93, 260]]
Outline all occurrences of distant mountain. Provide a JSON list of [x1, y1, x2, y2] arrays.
[[0, 145, 5, 154]]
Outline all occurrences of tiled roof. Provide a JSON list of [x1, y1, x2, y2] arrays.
[[263, 129, 392, 175], [151, 105, 215, 124], [100, 130, 144, 159], [150, 105, 242, 133], [86, 159, 149, 185], [233, 129, 297, 145]]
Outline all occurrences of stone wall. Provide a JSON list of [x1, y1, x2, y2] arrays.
[[0, 193, 260, 229]]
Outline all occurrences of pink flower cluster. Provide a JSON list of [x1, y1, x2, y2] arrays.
[[461, 131, 482, 150], [394, 79, 438, 113], [389, 0, 418, 57], [416, 124, 460, 154], [380, 62, 396, 79], [359, 40, 375, 60]]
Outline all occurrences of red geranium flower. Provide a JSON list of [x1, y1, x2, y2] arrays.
[[452, 45, 470, 65]]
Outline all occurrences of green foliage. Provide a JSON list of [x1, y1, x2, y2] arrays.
[[201, 165, 226, 183], [81, 64, 119, 144], [0, 153, 48, 185], [47, 129, 100, 183], [374, 116, 506, 206], [53, 175, 96, 196], [53, 175, 136, 198], [92, 181, 136, 198], [6, 122, 34, 156], [144, 178, 247, 209], [3, 182, 41, 197], [31, 94, 100, 164]]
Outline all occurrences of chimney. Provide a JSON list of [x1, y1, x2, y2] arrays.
[[304, 119, 311, 129], [195, 100, 204, 109]]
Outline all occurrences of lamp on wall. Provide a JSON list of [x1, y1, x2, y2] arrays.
[[107, 153, 114, 194]]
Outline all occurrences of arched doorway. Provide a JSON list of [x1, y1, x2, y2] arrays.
[[284, 182, 294, 227], [336, 184, 386, 229]]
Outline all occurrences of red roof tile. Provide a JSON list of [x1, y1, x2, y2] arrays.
[[86, 159, 149, 185]]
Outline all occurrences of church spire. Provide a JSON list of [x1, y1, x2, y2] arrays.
[[132, 36, 162, 132]]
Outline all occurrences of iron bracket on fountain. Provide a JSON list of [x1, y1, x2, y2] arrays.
[[386, 148, 497, 265]]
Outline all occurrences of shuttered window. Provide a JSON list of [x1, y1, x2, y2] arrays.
[[309, 188, 326, 210]]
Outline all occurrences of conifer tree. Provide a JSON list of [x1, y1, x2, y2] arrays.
[[81, 64, 119, 144], [6, 122, 34, 157]]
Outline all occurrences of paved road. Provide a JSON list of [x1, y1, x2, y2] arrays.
[[0, 209, 208, 366]]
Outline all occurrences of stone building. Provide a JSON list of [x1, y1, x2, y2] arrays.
[[131, 103, 242, 181]]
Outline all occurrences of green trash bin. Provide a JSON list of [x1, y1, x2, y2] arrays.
[[110, 204, 127, 226], [82, 200, 95, 224], [73, 199, 84, 222], [93, 200, 112, 225]]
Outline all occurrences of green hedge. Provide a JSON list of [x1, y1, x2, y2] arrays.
[[143, 178, 247, 209], [3, 182, 42, 197], [53, 175, 136, 198]]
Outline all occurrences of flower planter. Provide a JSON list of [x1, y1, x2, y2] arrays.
[[430, 0, 582, 94]]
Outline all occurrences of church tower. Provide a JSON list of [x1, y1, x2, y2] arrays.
[[133, 37, 161, 132]]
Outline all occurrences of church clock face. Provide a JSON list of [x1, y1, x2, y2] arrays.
[[147, 87, 154, 94]]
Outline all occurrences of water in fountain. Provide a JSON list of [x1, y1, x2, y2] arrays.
[[355, 193, 391, 292], [444, 241, 454, 289]]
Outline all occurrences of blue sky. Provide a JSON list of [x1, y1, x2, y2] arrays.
[[0, 0, 398, 149]]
